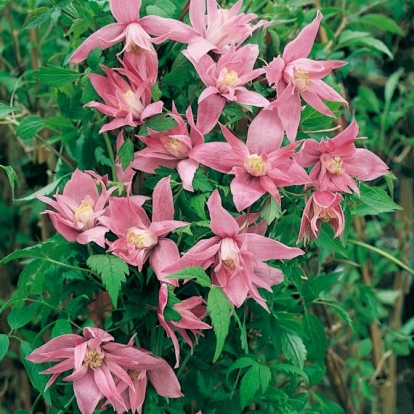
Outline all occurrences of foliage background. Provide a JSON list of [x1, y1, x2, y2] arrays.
[[0, 0, 413, 413]]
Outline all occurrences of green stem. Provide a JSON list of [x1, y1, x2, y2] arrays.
[[103, 131, 117, 182], [177, 351, 192, 378], [349, 239, 414, 275], [56, 395, 75, 414]]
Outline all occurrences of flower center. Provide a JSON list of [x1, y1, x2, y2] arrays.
[[128, 369, 145, 380], [244, 154, 267, 177], [223, 70, 239, 87], [128, 41, 142, 53], [164, 138, 189, 159], [220, 238, 239, 272], [120, 90, 144, 118], [84, 349, 104, 368], [321, 154, 344, 174], [127, 227, 158, 249], [74, 200, 94, 229], [294, 69, 310, 92]]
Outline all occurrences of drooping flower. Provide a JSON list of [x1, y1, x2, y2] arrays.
[[132, 105, 204, 191], [184, 44, 269, 134], [86, 56, 163, 133], [37, 169, 116, 247], [69, 0, 171, 63], [157, 284, 211, 368], [99, 177, 188, 283], [264, 11, 348, 141], [191, 117, 310, 211], [26, 327, 182, 414], [294, 121, 389, 194], [145, 0, 269, 62], [165, 191, 304, 309], [297, 191, 345, 244]]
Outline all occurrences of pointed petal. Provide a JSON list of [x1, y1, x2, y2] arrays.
[[147, 359, 183, 398], [234, 89, 269, 107], [150, 239, 181, 283], [177, 158, 199, 191], [190, 142, 239, 173], [220, 125, 250, 159], [301, 89, 335, 118], [73, 370, 103, 414], [189, 0, 206, 34], [110, 0, 140, 24], [277, 84, 302, 142], [207, 190, 240, 237], [265, 57, 285, 86], [345, 149, 389, 181], [152, 176, 174, 222], [230, 170, 265, 211], [196, 93, 226, 134]]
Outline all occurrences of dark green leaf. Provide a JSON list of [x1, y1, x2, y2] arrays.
[[0, 0, 13, 11], [0, 334, 10, 362], [139, 114, 177, 135], [22, 7, 52, 31], [8, 303, 40, 329], [274, 364, 309, 382], [352, 184, 402, 215], [280, 332, 307, 369], [87, 255, 129, 308], [314, 222, 348, 257], [17, 116, 45, 140], [240, 366, 261, 408], [0, 103, 19, 117], [0, 164, 20, 200], [118, 139, 134, 171], [146, 0, 176, 18], [34, 65, 82, 88], [358, 14, 404, 35], [51, 319, 73, 338], [167, 266, 211, 288]]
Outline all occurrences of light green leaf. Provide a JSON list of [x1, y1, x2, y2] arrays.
[[259, 364, 271, 393], [34, 65, 82, 88], [358, 14, 404, 35], [22, 7, 52, 31], [274, 364, 309, 382], [358, 86, 381, 114], [51, 319, 73, 338], [338, 31, 393, 59], [281, 332, 307, 369], [240, 366, 261, 408], [17, 116, 45, 140], [8, 303, 40, 329], [16, 173, 69, 201], [228, 356, 256, 373], [385, 69, 404, 105], [0, 165, 20, 200], [146, 0, 176, 18], [0, 103, 19, 117], [0, 0, 13, 11], [167, 266, 211, 288], [118, 139, 134, 171], [0, 334, 10, 362], [139, 114, 177, 135], [207, 286, 232, 362], [87, 255, 129, 308]]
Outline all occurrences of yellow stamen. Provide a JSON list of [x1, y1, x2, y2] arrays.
[[74, 201, 94, 226], [244, 155, 266, 177], [223, 258, 236, 271], [294, 70, 310, 92], [84, 349, 104, 368], [223, 70, 239, 87]]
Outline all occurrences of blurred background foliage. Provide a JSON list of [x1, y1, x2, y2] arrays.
[[0, 0, 413, 413]]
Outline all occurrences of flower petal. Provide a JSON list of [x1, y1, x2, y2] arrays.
[[207, 190, 240, 237], [110, 0, 141, 24]]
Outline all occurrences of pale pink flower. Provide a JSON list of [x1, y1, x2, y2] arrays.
[[26, 327, 182, 414], [37, 169, 116, 247], [158, 283, 211, 368], [184, 44, 269, 134], [165, 191, 304, 309], [99, 177, 188, 283], [191, 118, 310, 211], [297, 191, 345, 244], [86, 56, 162, 133], [148, 0, 269, 62], [132, 105, 204, 191], [264, 11, 347, 141], [294, 121, 389, 194], [69, 0, 170, 63]]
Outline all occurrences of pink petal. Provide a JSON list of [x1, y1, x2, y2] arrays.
[[344, 149, 389, 181], [230, 170, 265, 211], [110, 0, 140, 24], [190, 142, 240, 173], [76, 226, 108, 248], [152, 176, 174, 222], [99, 116, 136, 133], [186, 37, 218, 62], [147, 359, 183, 398], [150, 239, 181, 284], [189, 0, 206, 33], [141, 101, 164, 121], [294, 139, 320, 167], [234, 89, 269, 107], [177, 158, 199, 191], [73, 370, 103, 414], [207, 190, 240, 237], [265, 57, 285, 86], [220, 125, 250, 160], [196, 93, 226, 134], [309, 79, 347, 106], [277, 83, 302, 142]]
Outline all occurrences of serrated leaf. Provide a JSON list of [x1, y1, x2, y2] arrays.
[[207, 286, 232, 362], [17, 116, 45, 140], [228, 356, 256, 373], [314, 222, 348, 257], [0, 335, 10, 362], [87, 255, 129, 308], [8, 303, 40, 329], [34, 65, 82, 88], [274, 364, 309, 382], [240, 366, 261, 408], [167, 266, 211, 288], [0, 164, 20, 200], [281, 332, 307, 369], [20, 341, 51, 405], [139, 114, 177, 135], [322, 300, 353, 326], [17, 259, 47, 301], [118, 139, 134, 170], [0, 103, 19, 117], [259, 364, 271, 393], [22, 7, 52, 31], [352, 184, 402, 215], [51, 319, 73, 338]]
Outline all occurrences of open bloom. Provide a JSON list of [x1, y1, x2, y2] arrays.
[[294, 121, 389, 194], [26, 327, 182, 414], [69, 0, 170, 63], [297, 191, 345, 244], [158, 284, 211, 368], [99, 177, 188, 283], [86, 57, 162, 133], [37, 169, 115, 247], [165, 191, 304, 309], [146, 0, 269, 62], [264, 11, 347, 141], [191, 118, 310, 211], [132, 105, 204, 191], [185, 44, 269, 134]]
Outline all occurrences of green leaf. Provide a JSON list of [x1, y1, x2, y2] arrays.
[[260, 196, 282, 225], [146, 0, 176, 18], [34, 65, 82, 88], [228, 356, 256, 373], [87, 47, 103, 72], [16, 174, 68, 201], [87, 255, 129, 308], [0, 103, 19, 117], [0, 0, 13, 11], [274, 364, 309, 382], [17, 116, 45, 140], [51, 319, 73, 338], [0, 165, 20, 200], [338, 31, 393, 59], [0, 334, 10, 362], [139, 114, 177, 135], [358, 86, 381, 114], [207, 286, 232, 362], [358, 14, 404, 35], [352, 184, 402, 215], [17, 259, 47, 301], [240, 366, 261, 408], [118, 139, 134, 171], [259, 364, 271, 393], [167, 266, 211, 288], [8, 303, 40, 329], [20, 341, 51, 405], [314, 222, 348, 257], [281, 332, 307, 369], [384, 69, 404, 105], [22, 7, 52, 31]]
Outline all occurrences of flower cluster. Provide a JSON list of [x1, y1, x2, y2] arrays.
[[30, 1, 390, 413]]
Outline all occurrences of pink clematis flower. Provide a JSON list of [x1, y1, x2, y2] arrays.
[[191, 118, 310, 211], [37, 169, 116, 248], [185, 44, 269, 134], [132, 105, 204, 191], [26, 327, 182, 414], [157, 283, 211, 368], [69, 0, 171, 63], [148, 0, 269, 62], [294, 121, 389, 194], [99, 177, 188, 283], [264, 11, 347, 141], [297, 191, 345, 244], [165, 191, 304, 309], [86, 56, 162, 133]]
